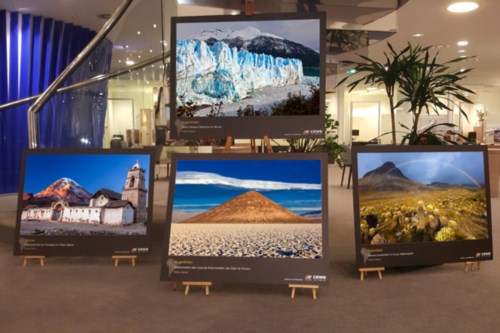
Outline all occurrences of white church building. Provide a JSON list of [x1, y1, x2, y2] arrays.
[[21, 161, 147, 226]]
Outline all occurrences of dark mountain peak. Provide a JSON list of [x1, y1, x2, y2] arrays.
[[363, 161, 408, 180]]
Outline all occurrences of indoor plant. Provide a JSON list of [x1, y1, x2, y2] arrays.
[[338, 43, 475, 145]]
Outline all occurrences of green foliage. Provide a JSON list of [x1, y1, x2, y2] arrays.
[[270, 85, 320, 116], [287, 113, 345, 167], [399, 122, 471, 145], [338, 42, 475, 145], [337, 43, 408, 145], [396, 44, 475, 136]]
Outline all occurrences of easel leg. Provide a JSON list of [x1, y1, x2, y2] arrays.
[[359, 267, 385, 281], [288, 284, 319, 300], [182, 281, 212, 296], [464, 261, 482, 272], [22, 256, 45, 267]]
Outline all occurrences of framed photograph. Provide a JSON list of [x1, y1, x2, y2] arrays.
[[170, 12, 326, 139], [352, 145, 493, 268], [160, 153, 329, 284], [14, 148, 155, 256]]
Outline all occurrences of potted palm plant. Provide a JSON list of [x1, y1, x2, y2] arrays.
[[338, 43, 475, 145]]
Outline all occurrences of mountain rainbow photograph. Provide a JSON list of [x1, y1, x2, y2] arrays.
[[357, 151, 489, 245], [168, 159, 323, 258]]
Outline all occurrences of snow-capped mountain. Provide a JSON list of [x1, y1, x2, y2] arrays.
[[189, 26, 283, 44], [189, 26, 319, 68], [30, 177, 92, 204]]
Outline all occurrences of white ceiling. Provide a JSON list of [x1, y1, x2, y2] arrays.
[[0, 0, 498, 87], [369, 0, 500, 87]]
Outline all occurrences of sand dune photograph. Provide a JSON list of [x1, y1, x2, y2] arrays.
[[168, 159, 323, 258]]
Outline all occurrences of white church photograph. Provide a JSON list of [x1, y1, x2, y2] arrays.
[[19, 153, 151, 236]]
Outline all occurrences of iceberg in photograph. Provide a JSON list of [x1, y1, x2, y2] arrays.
[[175, 24, 320, 117], [177, 40, 303, 107]]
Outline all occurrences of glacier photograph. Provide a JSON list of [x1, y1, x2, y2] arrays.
[[175, 18, 321, 117]]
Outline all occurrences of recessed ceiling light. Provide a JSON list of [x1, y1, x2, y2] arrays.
[[458, 49, 466, 53], [413, 33, 424, 37], [137, 31, 141, 35], [447, 2, 479, 13], [457, 40, 469, 46], [149, 49, 153, 53], [153, 24, 157, 28], [125, 60, 135, 66]]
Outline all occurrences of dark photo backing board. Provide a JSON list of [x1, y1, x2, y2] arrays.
[[352, 145, 493, 268], [14, 148, 155, 256], [170, 12, 326, 139], [160, 153, 329, 285]]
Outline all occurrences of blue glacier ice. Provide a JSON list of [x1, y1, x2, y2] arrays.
[[176, 40, 303, 106]]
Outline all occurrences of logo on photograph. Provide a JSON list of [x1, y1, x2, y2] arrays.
[[304, 275, 326, 282], [166, 258, 175, 277]]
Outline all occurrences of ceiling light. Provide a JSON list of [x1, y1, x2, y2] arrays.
[[137, 31, 141, 35], [457, 40, 469, 46], [447, 2, 479, 13], [153, 24, 157, 28], [125, 60, 135, 66], [413, 33, 424, 37], [458, 49, 466, 53]]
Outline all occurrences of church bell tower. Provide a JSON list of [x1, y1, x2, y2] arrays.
[[121, 160, 147, 223]]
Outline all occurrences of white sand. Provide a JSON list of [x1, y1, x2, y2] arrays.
[[168, 223, 322, 258]]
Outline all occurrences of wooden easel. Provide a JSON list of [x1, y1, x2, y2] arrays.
[[245, 0, 254, 16], [182, 281, 212, 296], [289, 284, 320, 300], [359, 267, 385, 281], [223, 135, 274, 153], [112, 255, 137, 267], [22, 255, 45, 267], [464, 261, 482, 272]]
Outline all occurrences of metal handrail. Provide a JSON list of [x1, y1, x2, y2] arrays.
[[27, 0, 134, 148], [0, 53, 167, 111]]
